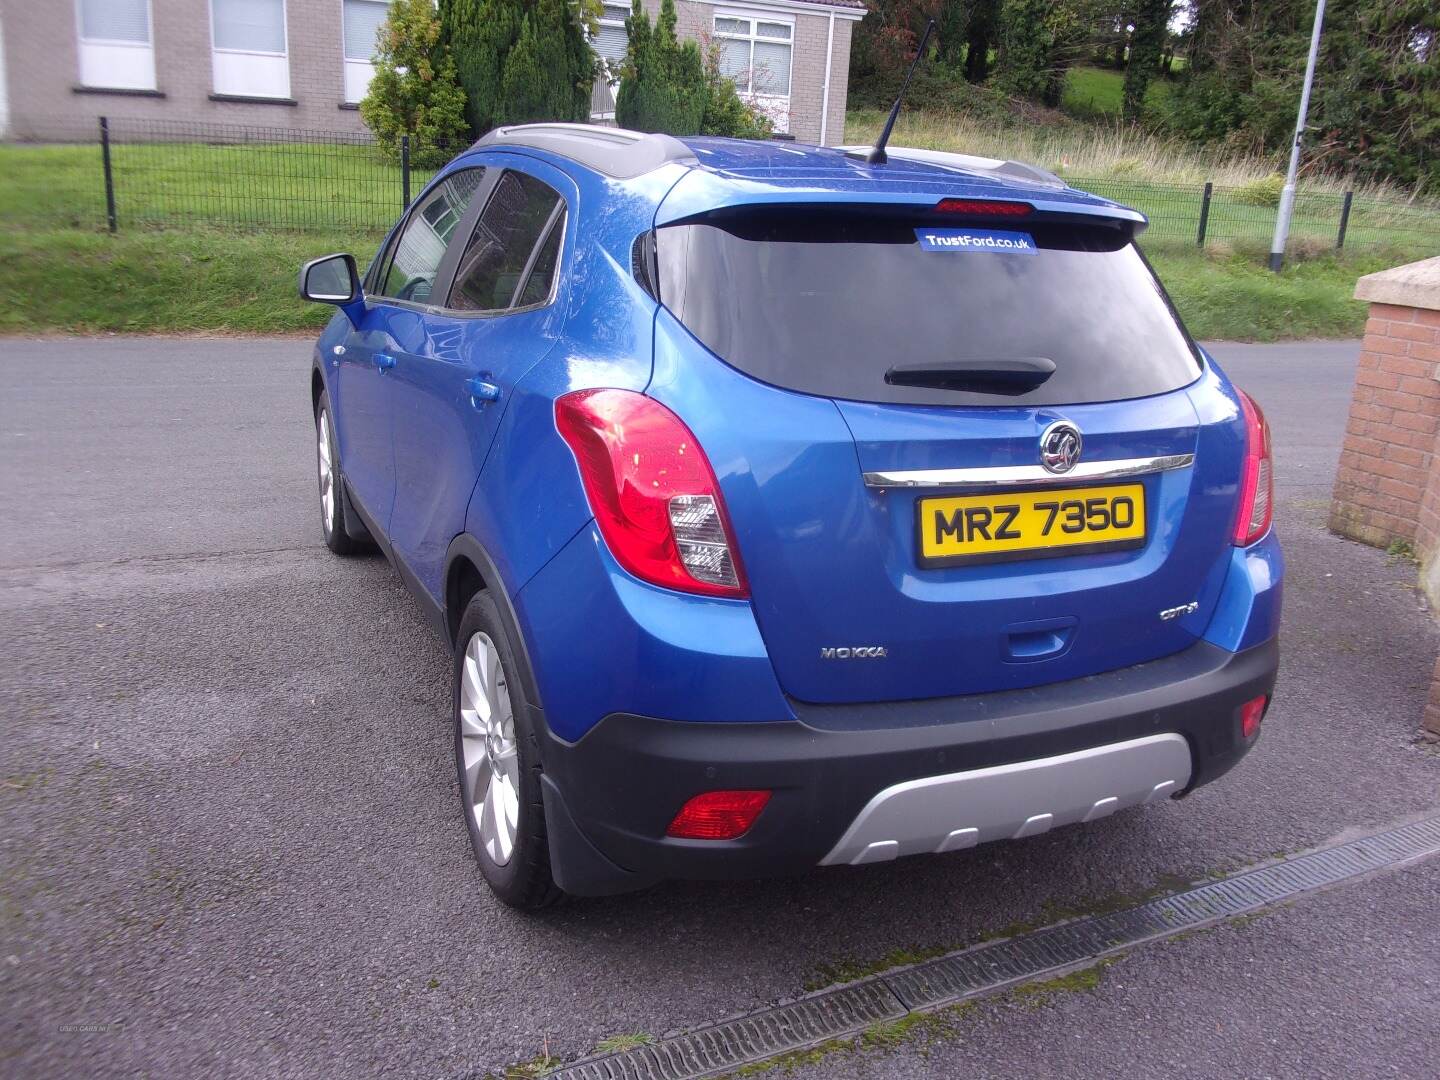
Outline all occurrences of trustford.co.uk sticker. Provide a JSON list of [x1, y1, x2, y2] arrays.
[[915, 228, 1039, 254]]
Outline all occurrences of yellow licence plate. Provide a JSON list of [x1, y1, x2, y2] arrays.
[[917, 484, 1146, 566]]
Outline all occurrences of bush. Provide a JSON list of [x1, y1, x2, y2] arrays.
[[442, 0, 594, 136], [699, 39, 772, 138], [616, 0, 707, 134], [360, 0, 472, 167], [616, 0, 771, 138], [1232, 174, 1285, 208]]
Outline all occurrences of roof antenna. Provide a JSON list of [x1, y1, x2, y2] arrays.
[[850, 18, 935, 166]]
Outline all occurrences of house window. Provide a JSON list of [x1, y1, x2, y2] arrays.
[[714, 12, 792, 97], [593, 3, 630, 75], [76, 0, 157, 91], [342, 0, 389, 103], [588, 2, 629, 120], [210, 0, 290, 99]]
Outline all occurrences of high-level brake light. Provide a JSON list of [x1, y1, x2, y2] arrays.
[[935, 198, 1034, 217]]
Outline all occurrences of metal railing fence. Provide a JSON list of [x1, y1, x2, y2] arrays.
[[4, 114, 1437, 257]]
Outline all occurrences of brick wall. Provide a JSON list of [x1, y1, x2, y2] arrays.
[[1329, 256, 1440, 739], [1, 0, 367, 136], [661, 0, 858, 145], [4, 0, 858, 144], [1330, 293, 1440, 550]]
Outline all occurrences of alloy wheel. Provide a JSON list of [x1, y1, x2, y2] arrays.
[[317, 409, 335, 525], [459, 631, 520, 866]]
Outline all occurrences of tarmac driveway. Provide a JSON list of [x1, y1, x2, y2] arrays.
[[1, 337, 1436, 1078]]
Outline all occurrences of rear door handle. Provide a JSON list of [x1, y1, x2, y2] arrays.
[[465, 377, 501, 404], [375, 352, 397, 371]]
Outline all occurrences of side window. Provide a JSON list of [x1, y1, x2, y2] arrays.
[[376, 168, 487, 303], [448, 170, 564, 313], [516, 213, 565, 308]]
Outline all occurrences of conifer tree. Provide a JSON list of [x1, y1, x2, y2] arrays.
[[615, 0, 707, 134], [442, 0, 594, 134], [361, 0, 471, 166]]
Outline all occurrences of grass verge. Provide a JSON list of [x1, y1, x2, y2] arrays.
[[0, 226, 1389, 342], [1146, 243, 1395, 342], [0, 227, 380, 335]]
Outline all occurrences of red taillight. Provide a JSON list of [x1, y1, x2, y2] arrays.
[[1239, 694, 1267, 738], [666, 790, 772, 840], [1233, 389, 1273, 546], [555, 388, 748, 599], [935, 198, 1033, 217]]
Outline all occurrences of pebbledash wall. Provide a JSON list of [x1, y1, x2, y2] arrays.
[[0, 0, 860, 146], [1328, 256, 1440, 737]]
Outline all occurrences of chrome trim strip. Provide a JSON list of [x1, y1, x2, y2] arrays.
[[862, 453, 1195, 491]]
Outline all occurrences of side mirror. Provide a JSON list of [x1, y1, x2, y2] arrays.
[[299, 253, 362, 305]]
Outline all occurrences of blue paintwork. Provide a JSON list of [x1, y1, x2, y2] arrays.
[[517, 525, 793, 742], [1202, 530, 1284, 652], [312, 133, 1281, 742]]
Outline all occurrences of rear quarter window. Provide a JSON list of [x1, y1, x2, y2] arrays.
[[654, 210, 1201, 407]]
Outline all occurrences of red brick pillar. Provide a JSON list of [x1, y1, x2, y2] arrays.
[[1329, 257, 1440, 738], [1329, 296, 1440, 550]]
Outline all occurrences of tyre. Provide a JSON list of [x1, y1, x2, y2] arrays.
[[454, 591, 563, 910], [314, 390, 370, 556]]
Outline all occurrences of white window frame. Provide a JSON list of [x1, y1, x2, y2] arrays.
[[341, 0, 389, 104], [588, 2, 630, 120], [209, 0, 291, 100], [713, 8, 793, 133], [594, 2, 630, 81], [74, 0, 157, 91], [713, 9, 793, 97]]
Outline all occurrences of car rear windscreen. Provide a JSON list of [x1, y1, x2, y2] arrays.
[[654, 210, 1201, 407]]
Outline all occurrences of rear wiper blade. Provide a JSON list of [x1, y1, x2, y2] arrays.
[[885, 357, 1056, 393]]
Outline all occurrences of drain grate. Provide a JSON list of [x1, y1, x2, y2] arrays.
[[551, 979, 904, 1080], [545, 814, 1440, 1080]]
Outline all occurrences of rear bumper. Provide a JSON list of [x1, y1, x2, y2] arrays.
[[539, 635, 1279, 895]]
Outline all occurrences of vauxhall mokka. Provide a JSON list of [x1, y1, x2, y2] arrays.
[[300, 124, 1282, 910]]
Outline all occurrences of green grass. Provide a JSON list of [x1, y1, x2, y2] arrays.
[[1146, 245, 1393, 341], [0, 128, 1418, 341], [0, 227, 374, 334], [0, 140, 433, 234], [1062, 64, 1174, 120], [0, 226, 1392, 341]]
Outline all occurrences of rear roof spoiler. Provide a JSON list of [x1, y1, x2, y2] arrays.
[[472, 123, 696, 180], [835, 145, 1067, 190]]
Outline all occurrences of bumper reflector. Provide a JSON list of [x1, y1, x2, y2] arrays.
[[667, 790, 772, 840], [1240, 694, 1267, 738]]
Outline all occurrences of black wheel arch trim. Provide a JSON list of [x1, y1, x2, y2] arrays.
[[443, 533, 545, 713], [311, 360, 328, 414]]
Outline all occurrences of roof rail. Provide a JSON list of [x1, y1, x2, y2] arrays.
[[838, 145, 1067, 190], [472, 123, 696, 179]]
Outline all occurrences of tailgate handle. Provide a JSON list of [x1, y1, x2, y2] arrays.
[[1004, 617, 1077, 663]]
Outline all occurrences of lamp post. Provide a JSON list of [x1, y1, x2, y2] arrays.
[[1270, 0, 1327, 272]]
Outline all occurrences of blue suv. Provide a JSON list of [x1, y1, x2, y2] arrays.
[[300, 124, 1282, 910]]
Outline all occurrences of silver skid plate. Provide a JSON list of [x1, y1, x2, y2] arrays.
[[821, 733, 1193, 866]]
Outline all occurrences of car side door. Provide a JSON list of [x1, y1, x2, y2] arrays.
[[385, 157, 574, 604], [331, 166, 493, 537]]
